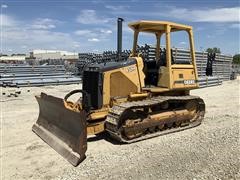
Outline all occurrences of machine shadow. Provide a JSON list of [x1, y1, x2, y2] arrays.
[[87, 132, 122, 145]]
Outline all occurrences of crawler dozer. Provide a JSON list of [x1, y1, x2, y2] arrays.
[[32, 19, 205, 166]]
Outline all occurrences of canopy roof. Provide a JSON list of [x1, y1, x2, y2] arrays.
[[128, 21, 192, 33]]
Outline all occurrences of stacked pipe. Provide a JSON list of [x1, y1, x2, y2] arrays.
[[0, 64, 65, 74], [212, 54, 232, 80], [76, 50, 132, 75], [0, 64, 81, 87], [26, 59, 65, 66], [145, 45, 232, 79], [76, 44, 232, 89], [145, 45, 232, 84], [232, 64, 240, 75], [132, 45, 232, 80], [77, 45, 232, 79], [198, 76, 222, 88], [76, 53, 102, 74], [138, 45, 225, 87]]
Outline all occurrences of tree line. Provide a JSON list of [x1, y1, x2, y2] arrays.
[[206, 47, 239, 64]]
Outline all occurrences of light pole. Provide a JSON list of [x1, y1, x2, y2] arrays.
[[1, 4, 8, 55], [0, 4, 8, 179], [1, 5, 2, 55]]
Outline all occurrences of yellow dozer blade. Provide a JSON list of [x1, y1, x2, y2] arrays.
[[32, 93, 87, 166]]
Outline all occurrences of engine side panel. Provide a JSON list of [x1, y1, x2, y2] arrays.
[[171, 65, 198, 89], [103, 61, 142, 106]]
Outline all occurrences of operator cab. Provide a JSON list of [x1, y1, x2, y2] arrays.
[[142, 47, 169, 86], [128, 21, 198, 91]]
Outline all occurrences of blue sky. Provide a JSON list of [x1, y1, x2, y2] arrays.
[[0, 0, 239, 55]]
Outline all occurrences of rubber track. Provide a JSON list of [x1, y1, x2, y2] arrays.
[[105, 95, 205, 143]]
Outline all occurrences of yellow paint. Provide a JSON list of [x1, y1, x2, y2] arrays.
[[129, 92, 148, 99], [128, 20, 192, 32], [87, 122, 105, 135], [88, 110, 109, 120], [86, 20, 200, 135]]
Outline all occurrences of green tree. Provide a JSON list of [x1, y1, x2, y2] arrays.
[[233, 54, 240, 64], [206, 47, 221, 53]]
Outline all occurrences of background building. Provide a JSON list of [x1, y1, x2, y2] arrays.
[[30, 50, 78, 61], [0, 55, 26, 64]]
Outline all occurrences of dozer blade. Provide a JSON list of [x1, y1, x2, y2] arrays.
[[32, 93, 87, 166]]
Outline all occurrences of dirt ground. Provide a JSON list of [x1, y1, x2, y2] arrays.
[[1, 77, 239, 180]]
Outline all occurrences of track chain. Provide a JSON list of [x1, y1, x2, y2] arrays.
[[105, 95, 205, 143]]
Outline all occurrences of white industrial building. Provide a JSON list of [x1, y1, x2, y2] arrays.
[[0, 50, 78, 64], [0, 55, 26, 63], [30, 50, 78, 60]]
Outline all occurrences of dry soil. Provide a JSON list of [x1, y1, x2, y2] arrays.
[[0, 78, 239, 180]]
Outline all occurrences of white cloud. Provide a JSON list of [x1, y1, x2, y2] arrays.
[[3, 28, 76, 48], [112, 6, 240, 23], [195, 27, 205, 31], [230, 23, 240, 28], [179, 41, 186, 45], [0, 14, 17, 26], [76, 9, 111, 24], [207, 34, 214, 38], [74, 30, 92, 36], [73, 43, 80, 48], [100, 29, 112, 34], [1, 14, 114, 53], [1, 15, 81, 53], [1, 4, 8, 8], [164, 7, 240, 22], [31, 18, 58, 29], [105, 5, 129, 11], [92, 49, 99, 52], [88, 38, 100, 42], [74, 28, 112, 41]]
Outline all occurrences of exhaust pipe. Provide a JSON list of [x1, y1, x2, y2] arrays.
[[117, 18, 124, 61]]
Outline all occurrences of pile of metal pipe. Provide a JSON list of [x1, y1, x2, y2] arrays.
[[77, 45, 233, 81], [77, 50, 132, 74], [144, 45, 232, 80], [6, 77, 81, 87], [0, 72, 69, 78], [198, 76, 222, 88], [0, 64, 81, 87], [0, 64, 65, 74]]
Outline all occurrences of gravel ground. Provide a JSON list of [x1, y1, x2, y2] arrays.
[[1, 77, 239, 180]]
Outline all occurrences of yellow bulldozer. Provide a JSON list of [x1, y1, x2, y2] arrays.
[[32, 19, 205, 166]]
